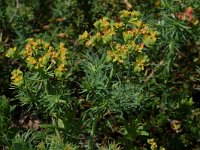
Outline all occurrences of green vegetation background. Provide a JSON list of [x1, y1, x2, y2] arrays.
[[0, 0, 200, 149]]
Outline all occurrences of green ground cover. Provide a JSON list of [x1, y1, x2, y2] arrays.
[[0, 0, 200, 149]]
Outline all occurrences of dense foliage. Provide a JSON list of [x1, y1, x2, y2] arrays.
[[1, 0, 200, 149]]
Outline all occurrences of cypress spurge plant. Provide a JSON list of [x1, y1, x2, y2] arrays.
[[6, 38, 75, 143], [78, 10, 158, 149]]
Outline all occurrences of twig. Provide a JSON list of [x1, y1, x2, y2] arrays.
[[144, 60, 164, 82], [9, 0, 19, 23]]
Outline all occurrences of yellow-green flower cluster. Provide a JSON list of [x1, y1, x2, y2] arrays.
[[147, 138, 157, 150], [107, 43, 129, 63], [94, 17, 110, 32], [54, 43, 67, 78], [133, 55, 149, 72], [79, 10, 158, 72], [120, 10, 141, 20], [147, 139, 166, 150], [6, 47, 17, 58], [11, 69, 24, 87], [21, 38, 68, 78]]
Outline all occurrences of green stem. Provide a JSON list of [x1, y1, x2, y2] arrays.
[[88, 117, 98, 150], [43, 79, 49, 95], [52, 116, 62, 142]]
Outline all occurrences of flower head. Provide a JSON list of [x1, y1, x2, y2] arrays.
[[11, 69, 24, 87]]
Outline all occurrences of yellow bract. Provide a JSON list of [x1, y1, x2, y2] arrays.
[[6, 47, 16, 58], [94, 17, 110, 31], [147, 138, 157, 150], [170, 120, 182, 133], [11, 69, 24, 87], [147, 138, 166, 150], [134, 55, 149, 72], [80, 31, 88, 40], [114, 22, 125, 29]]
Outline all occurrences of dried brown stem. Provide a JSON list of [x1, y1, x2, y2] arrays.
[[124, 0, 132, 10]]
